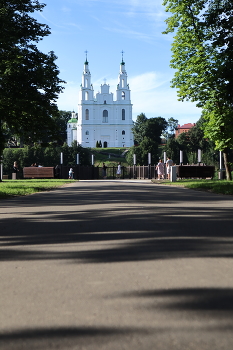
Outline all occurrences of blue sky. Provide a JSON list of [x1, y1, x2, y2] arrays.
[[34, 0, 201, 125]]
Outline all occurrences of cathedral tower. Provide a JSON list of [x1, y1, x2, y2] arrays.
[[68, 53, 133, 148]]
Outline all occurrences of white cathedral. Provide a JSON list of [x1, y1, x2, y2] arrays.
[[67, 55, 134, 148]]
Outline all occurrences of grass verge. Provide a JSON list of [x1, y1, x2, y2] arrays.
[[0, 179, 76, 199], [152, 179, 233, 195]]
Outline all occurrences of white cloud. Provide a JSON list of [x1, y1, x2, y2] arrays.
[[57, 82, 79, 111], [129, 72, 201, 123], [56, 72, 201, 125]]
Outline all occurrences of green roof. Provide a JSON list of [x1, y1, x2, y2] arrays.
[[68, 118, 77, 123]]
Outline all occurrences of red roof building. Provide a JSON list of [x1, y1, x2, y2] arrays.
[[175, 123, 196, 138]]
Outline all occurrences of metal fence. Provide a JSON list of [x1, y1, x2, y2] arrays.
[[57, 165, 158, 180]]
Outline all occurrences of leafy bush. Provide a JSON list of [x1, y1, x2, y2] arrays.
[[3, 142, 90, 178]]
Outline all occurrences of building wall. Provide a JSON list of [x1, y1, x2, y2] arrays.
[[67, 59, 134, 147], [175, 123, 196, 138]]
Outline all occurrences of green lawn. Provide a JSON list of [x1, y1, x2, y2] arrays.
[[91, 147, 128, 167], [2, 178, 232, 199], [0, 179, 76, 199], [152, 179, 233, 195]]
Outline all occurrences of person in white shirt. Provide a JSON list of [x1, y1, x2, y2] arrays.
[[156, 159, 165, 180], [116, 162, 121, 178], [166, 157, 173, 180]]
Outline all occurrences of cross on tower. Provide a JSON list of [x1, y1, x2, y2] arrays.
[[85, 50, 88, 62], [121, 50, 125, 63]]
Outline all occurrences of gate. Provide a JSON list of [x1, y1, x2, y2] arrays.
[[57, 165, 157, 180]]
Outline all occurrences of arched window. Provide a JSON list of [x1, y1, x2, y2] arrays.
[[122, 130, 125, 135], [103, 110, 108, 123], [85, 130, 89, 135], [122, 79, 125, 88], [122, 109, 125, 120], [122, 91, 125, 100], [85, 91, 89, 100], [85, 78, 88, 88], [85, 109, 89, 120]]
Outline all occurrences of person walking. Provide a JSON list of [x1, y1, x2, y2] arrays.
[[116, 162, 121, 178], [156, 159, 164, 180], [166, 157, 174, 180], [12, 161, 19, 179], [68, 168, 74, 179], [102, 163, 107, 179]]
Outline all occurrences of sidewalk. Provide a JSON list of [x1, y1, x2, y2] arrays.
[[1, 180, 233, 350]]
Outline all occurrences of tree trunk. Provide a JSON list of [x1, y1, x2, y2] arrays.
[[223, 150, 232, 181]]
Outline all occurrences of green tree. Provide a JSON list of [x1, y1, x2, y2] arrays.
[[132, 114, 168, 145], [132, 113, 148, 145], [125, 146, 142, 166], [138, 137, 159, 165], [163, 136, 180, 164], [0, 1, 65, 156], [51, 111, 72, 145], [163, 0, 233, 179], [131, 113, 168, 165], [162, 117, 179, 141]]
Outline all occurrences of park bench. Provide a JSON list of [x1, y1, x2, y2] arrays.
[[176, 165, 215, 179], [23, 167, 55, 179]]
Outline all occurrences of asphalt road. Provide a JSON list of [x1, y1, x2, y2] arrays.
[[1, 180, 233, 350]]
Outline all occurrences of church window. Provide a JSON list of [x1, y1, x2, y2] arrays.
[[122, 130, 125, 135], [103, 110, 108, 123], [85, 78, 88, 88], [122, 109, 125, 120], [85, 91, 89, 100], [85, 131, 89, 135], [122, 79, 125, 88], [85, 109, 89, 120], [122, 91, 125, 100], [104, 100, 106, 104]]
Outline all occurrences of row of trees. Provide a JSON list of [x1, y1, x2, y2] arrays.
[[162, 0, 233, 179], [126, 112, 228, 169], [3, 142, 91, 178], [125, 114, 178, 165], [0, 1, 65, 157], [163, 117, 221, 166], [4, 110, 72, 148]]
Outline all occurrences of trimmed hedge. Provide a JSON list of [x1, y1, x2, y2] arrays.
[[3, 143, 91, 178]]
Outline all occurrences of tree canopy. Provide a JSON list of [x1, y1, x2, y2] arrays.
[[163, 0, 233, 179], [127, 114, 168, 165], [0, 0, 65, 154], [132, 113, 168, 145]]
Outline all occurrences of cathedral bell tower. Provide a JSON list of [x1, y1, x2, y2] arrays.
[[79, 52, 94, 105], [116, 51, 131, 102]]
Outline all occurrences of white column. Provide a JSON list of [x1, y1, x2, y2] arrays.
[[180, 150, 183, 164], [164, 152, 167, 163], [133, 154, 136, 165], [148, 153, 151, 165], [198, 149, 202, 163], [219, 151, 223, 170]]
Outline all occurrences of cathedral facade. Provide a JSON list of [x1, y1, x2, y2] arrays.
[[67, 56, 134, 148]]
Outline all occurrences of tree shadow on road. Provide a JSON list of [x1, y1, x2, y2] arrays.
[[0, 326, 151, 350], [1, 182, 233, 263]]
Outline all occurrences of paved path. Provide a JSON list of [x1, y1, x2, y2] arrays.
[[1, 180, 233, 350]]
